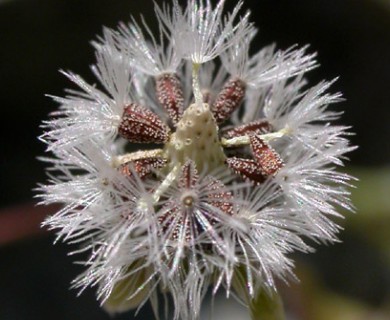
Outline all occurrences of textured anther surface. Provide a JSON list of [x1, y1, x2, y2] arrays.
[[156, 73, 184, 125], [120, 157, 167, 179], [118, 103, 171, 143], [224, 119, 273, 139], [226, 157, 267, 185], [212, 77, 246, 124], [249, 134, 284, 176]]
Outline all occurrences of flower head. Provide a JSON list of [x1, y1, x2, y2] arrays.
[[38, 1, 355, 319]]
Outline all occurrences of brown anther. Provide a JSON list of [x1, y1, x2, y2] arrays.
[[249, 134, 284, 176], [212, 77, 246, 124], [156, 73, 184, 125], [118, 103, 170, 143], [226, 157, 268, 185], [120, 157, 167, 179], [178, 160, 199, 189], [205, 177, 234, 216], [224, 119, 273, 139]]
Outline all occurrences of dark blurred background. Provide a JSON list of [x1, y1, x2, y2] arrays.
[[0, 0, 389, 319]]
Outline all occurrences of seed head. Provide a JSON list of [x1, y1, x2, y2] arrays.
[[38, 1, 355, 319]]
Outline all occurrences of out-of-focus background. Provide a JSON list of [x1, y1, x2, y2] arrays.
[[0, 0, 389, 319]]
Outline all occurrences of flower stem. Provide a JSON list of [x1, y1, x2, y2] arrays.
[[221, 126, 291, 148], [192, 63, 203, 105], [112, 149, 164, 167], [152, 164, 180, 203]]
